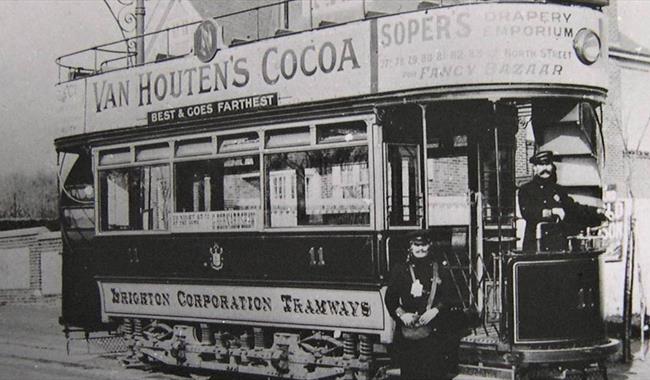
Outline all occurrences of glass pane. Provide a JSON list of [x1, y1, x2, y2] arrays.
[[175, 156, 260, 212], [99, 165, 170, 231], [266, 127, 310, 148], [265, 146, 370, 227], [387, 145, 420, 226], [136, 143, 170, 161], [317, 121, 367, 144], [219, 133, 259, 153], [99, 148, 131, 166], [61, 153, 94, 206], [172, 156, 261, 231], [175, 137, 213, 157]]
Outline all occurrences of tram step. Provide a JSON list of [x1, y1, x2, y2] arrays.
[[457, 364, 513, 379], [385, 366, 512, 379]]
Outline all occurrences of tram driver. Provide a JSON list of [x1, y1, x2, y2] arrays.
[[518, 151, 607, 252]]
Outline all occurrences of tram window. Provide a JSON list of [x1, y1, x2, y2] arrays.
[[99, 165, 170, 231], [265, 127, 310, 148], [99, 148, 131, 166], [317, 121, 367, 144], [175, 137, 214, 157], [175, 155, 260, 213], [265, 146, 370, 227], [61, 153, 94, 206], [136, 143, 170, 162], [219, 133, 259, 153], [387, 145, 420, 226]]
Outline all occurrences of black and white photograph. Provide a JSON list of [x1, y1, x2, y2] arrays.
[[0, 0, 649, 379]]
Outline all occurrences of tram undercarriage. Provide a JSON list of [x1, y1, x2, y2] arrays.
[[112, 317, 618, 380], [118, 318, 382, 380]]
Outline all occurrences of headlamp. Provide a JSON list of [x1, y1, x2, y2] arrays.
[[573, 28, 601, 65]]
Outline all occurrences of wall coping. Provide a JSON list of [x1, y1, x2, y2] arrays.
[[0, 227, 49, 240], [37, 231, 62, 242]]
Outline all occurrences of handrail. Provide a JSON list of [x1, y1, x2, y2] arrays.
[[55, 0, 606, 83], [56, 0, 296, 83]]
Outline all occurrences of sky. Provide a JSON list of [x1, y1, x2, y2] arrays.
[[0, 0, 121, 177], [0, 0, 648, 178]]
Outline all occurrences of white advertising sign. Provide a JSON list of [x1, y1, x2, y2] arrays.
[[83, 22, 370, 134], [377, 3, 608, 92], [170, 210, 260, 233], [56, 3, 608, 138], [55, 80, 86, 136], [98, 281, 387, 331]]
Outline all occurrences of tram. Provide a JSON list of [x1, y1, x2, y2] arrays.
[[55, 0, 618, 378]]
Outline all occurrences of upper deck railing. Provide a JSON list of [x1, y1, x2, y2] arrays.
[[55, 0, 608, 84]]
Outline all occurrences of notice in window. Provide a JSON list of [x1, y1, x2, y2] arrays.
[[170, 210, 260, 232]]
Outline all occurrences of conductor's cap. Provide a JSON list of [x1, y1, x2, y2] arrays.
[[529, 150, 555, 165], [408, 230, 431, 246]]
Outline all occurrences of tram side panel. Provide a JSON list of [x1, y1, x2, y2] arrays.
[[507, 253, 606, 347], [61, 229, 103, 329], [90, 232, 378, 283]]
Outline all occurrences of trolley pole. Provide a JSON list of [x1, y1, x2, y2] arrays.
[[135, 0, 145, 65]]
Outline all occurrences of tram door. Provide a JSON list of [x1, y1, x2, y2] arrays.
[[424, 101, 518, 315], [386, 144, 422, 227], [424, 102, 477, 311], [381, 105, 425, 268]]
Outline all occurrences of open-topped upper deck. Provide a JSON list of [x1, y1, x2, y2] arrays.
[[55, 0, 608, 84], [54, 0, 610, 142]]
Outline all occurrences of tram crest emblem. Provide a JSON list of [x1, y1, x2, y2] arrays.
[[209, 243, 224, 271]]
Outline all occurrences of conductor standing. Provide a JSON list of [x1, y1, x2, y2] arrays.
[[518, 151, 606, 252]]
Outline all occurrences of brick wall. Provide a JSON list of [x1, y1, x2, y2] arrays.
[[428, 156, 469, 197], [0, 227, 61, 304], [515, 120, 534, 186]]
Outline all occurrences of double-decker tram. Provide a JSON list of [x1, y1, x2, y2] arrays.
[[56, 0, 618, 378]]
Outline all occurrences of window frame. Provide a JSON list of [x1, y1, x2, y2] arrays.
[[93, 115, 376, 235], [384, 143, 424, 230], [95, 139, 174, 236]]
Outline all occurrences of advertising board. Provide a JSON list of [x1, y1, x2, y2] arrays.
[[98, 281, 386, 331], [56, 3, 608, 136], [376, 3, 608, 92]]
